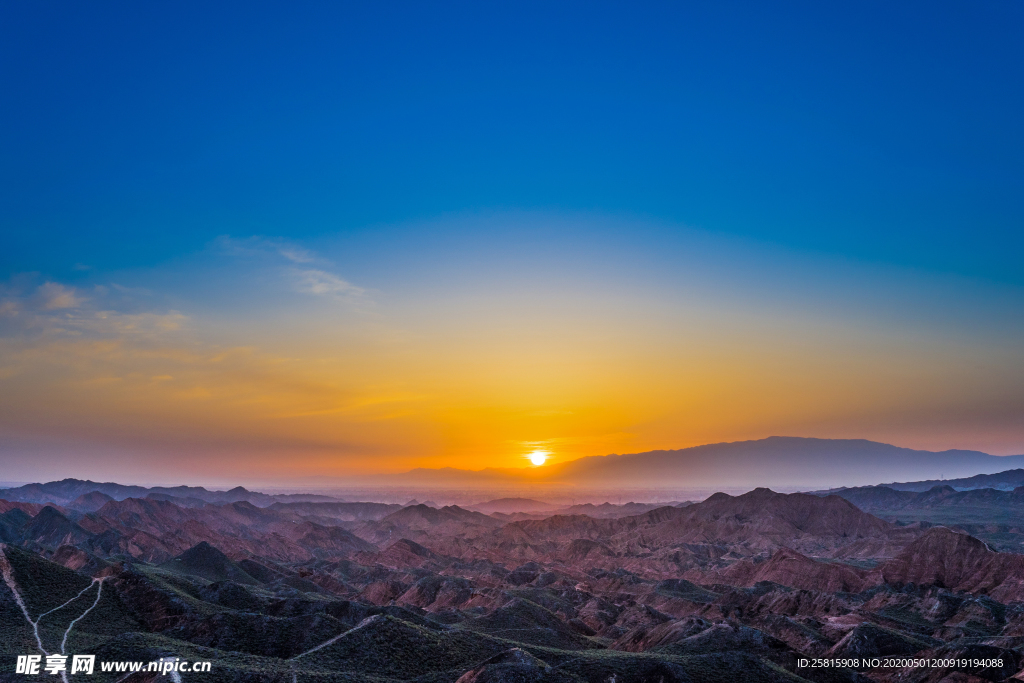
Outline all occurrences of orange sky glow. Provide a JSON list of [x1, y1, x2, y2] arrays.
[[2, 220, 1024, 485]]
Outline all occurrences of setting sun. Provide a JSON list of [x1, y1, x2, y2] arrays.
[[528, 450, 549, 466]]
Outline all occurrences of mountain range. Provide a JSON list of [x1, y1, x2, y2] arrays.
[[0, 479, 341, 507], [6, 482, 1024, 681], [9, 439, 1023, 497], [360, 437, 1024, 490], [7, 440, 1024, 681]]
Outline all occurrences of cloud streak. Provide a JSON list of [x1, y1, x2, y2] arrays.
[[292, 269, 367, 301], [213, 235, 371, 305], [37, 282, 85, 310]]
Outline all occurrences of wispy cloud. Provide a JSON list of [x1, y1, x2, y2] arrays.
[[216, 235, 317, 264], [109, 283, 154, 297], [90, 310, 188, 336], [293, 269, 367, 301], [215, 235, 371, 305], [277, 247, 315, 264], [37, 282, 85, 310], [0, 276, 186, 342]]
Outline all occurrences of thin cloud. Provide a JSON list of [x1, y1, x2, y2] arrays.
[[215, 236, 370, 304], [0, 276, 187, 342], [277, 247, 315, 264], [293, 269, 367, 301], [90, 310, 188, 335], [216, 235, 317, 264], [110, 283, 154, 296], [38, 282, 85, 310]]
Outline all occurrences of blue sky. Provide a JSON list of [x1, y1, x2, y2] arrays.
[[1, 1, 1024, 484], [2, 0, 1022, 282]]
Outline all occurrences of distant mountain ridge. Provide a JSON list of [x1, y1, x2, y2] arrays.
[[363, 437, 1024, 490], [548, 437, 1024, 489], [0, 478, 341, 508], [883, 468, 1024, 492], [7, 438, 1024, 499], [798, 465, 1024, 554]]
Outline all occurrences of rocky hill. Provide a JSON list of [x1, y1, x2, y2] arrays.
[[822, 482, 1024, 553], [3, 482, 1024, 681]]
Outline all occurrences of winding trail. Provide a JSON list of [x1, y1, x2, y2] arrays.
[[0, 546, 108, 683], [1, 546, 190, 683], [0, 547, 45, 654], [42, 581, 103, 628], [60, 579, 104, 654], [288, 614, 384, 683], [290, 614, 382, 661]]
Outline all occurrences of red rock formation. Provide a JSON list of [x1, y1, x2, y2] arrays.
[[0, 499, 51, 516], [712, 547, 869, 593], [879, 526, 1024, 602], [355, 538, 447, 570]]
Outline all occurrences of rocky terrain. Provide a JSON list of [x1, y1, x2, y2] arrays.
[[821, 475, 1024, 554], [3, 484, 1024, 681]]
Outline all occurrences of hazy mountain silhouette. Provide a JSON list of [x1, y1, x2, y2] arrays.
[[877, 468, 1024, 492], [547, 437, 1024, 488], [468, 498, 554, 513], [365, 437, 1024, 489], [0, 478, 342, 507]]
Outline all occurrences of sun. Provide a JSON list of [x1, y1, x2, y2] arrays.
[[528, 450, 549, 466]]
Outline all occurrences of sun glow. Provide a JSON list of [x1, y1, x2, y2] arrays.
[[528, 450, 549, 466]]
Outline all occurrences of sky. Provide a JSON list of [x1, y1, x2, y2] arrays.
[[1, 1, 1023, 485]]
